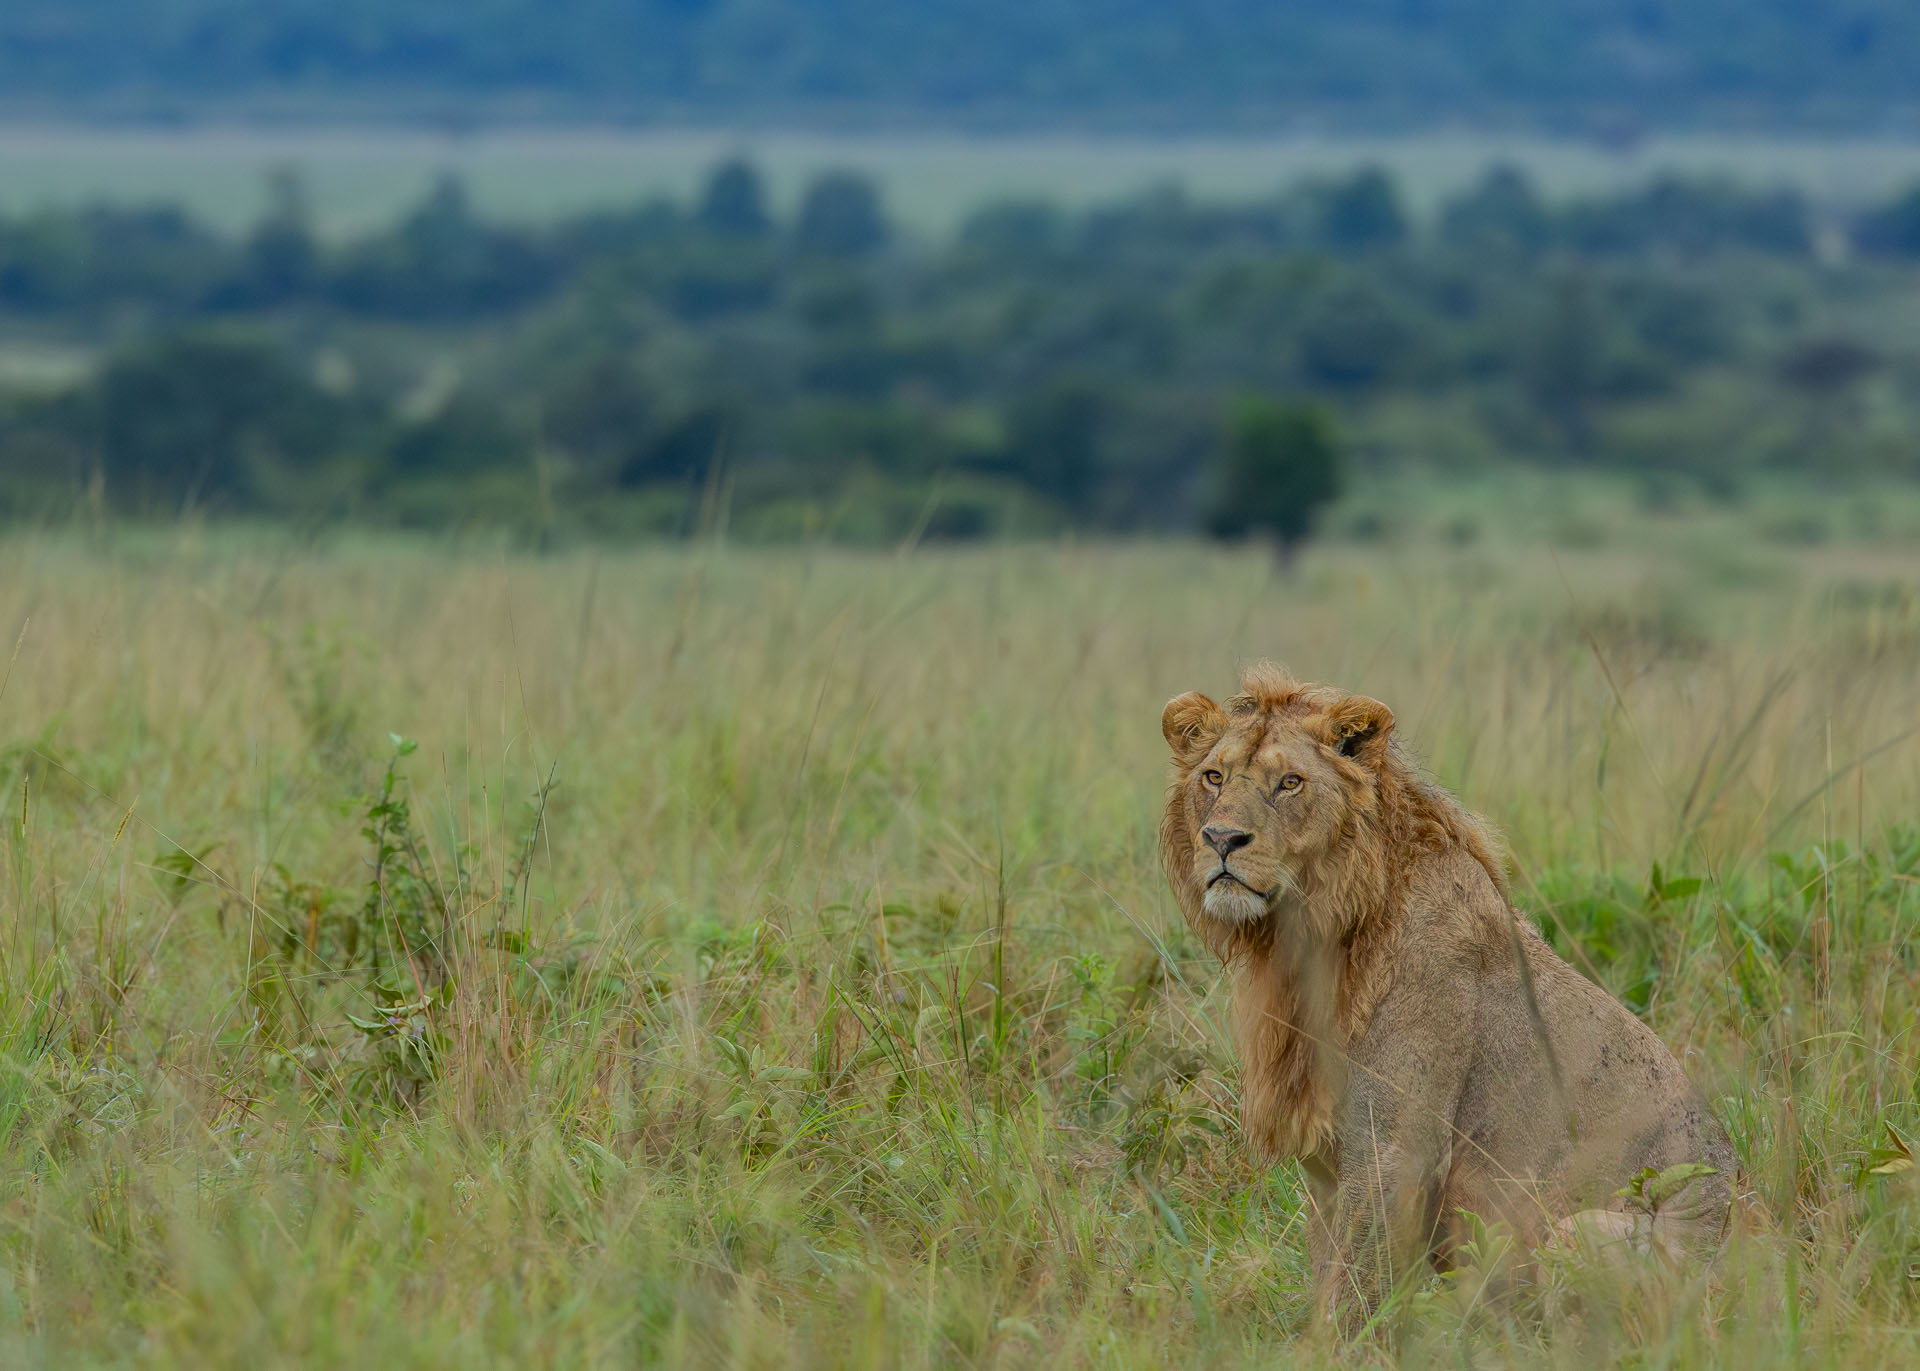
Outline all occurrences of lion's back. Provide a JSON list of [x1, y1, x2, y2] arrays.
[[1448, 912, 1735, 1236]]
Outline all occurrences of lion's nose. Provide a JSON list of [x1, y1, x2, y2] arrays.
[[1201, 824, 1252, 858]]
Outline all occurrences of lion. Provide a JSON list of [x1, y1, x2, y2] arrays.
[[1159, 662, 1734, 1327]]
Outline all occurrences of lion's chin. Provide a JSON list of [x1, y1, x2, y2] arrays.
[[1202, 879, 1271, 925]]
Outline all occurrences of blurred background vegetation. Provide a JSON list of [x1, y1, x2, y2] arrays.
[[5, 155, 1920, 545], [5, 0, 1920, 129], [5, 1, 1920, 547]]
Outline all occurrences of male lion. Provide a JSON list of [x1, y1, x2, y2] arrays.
[[1159, 663, 1733, 1326]]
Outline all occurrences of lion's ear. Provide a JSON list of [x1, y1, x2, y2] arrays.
[[1162, 692, 1226, 767], [1328, 695, 1394, 765]]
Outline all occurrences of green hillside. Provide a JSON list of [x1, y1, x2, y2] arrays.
[[4, 1, 1920, 129]]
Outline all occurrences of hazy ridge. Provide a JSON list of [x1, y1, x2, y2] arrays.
[[5, 0, 1920, 130]]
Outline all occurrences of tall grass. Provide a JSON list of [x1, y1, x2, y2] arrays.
[[0, 522, 1916, 1368]]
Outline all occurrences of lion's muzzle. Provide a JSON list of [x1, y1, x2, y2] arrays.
[[1201, 869, 1271, 924]]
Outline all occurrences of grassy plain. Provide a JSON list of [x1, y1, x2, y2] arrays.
[[6, 126, 1920, 237], [1, 494, 1919, 1367]]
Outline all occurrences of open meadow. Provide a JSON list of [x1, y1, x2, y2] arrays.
[[2, 497, 1919, 1367], [8, 126, 1920, 238]]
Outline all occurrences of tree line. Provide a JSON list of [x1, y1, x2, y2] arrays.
[[3, 158, 1919, 544]]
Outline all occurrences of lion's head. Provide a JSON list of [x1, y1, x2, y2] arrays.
[[1159, 662, 1401, 958]]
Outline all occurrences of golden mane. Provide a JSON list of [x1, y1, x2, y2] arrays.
[[1160, 661, 1510, 1159]]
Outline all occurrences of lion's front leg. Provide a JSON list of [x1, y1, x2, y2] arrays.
[[1313, 1140, 1446, 1332], [1299, 1154, 1339, 1304], [1312, 948, 1479, 1334]]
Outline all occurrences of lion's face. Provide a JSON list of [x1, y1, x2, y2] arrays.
[[1160, 672, 1394, 933]]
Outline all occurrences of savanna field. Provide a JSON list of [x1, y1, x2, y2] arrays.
[[2, 484, 1919, 1368]]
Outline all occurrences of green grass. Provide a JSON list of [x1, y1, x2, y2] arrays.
[[0, 513, 1917, 1367]]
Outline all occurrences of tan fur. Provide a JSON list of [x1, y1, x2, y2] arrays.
[[1160, 663, 1733, 1327]]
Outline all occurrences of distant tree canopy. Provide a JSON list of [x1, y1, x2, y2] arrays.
[[1440, 166, 1552, 257], [2, 158, 1919, 539], [230, 166, 319, 307], [5, 1, 1920, 128], [332, 175, 561, 319], [1317, 169, 1408, 254], [1854, 189, 1920, 259], [1207, 401, 1343, 558], [794, 173, 888, 260], [95, 332, 355, 508], [698, 161, 773, 240]]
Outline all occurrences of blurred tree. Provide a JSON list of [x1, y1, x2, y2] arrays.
[[96, 332, 349, 509], [1005, 381, 1105, 507], [1206, 399, 1342, 563], [1564, 177, 1812, 258], [83, 207, 230, 310], [541, 356, 654, 471], [661, 241, 778, 318], [618, 405, 733, 487], [551, 197, 683, 259], [793, 270, 881, 334], [1317, 168, 1407, 254], [800, 336, 899, 398], [782, 400, 943, 478], [1298, 282, 1415, 389], [955, 200, 1067, 275], [1614, 276, 1729, 365], [1, 152, 1910, 536], [383, 395, 530, 476], [793, 267, 896, 393], [1525, 272, 1605, 454], [0, 215, 83, 311], [395, 173, 481, 266], [1778, 335, 1880, 460], [1778, 336, 1879, 393], [794, 171, 888, 259], [1854, 184, 1920, 257], [0, 207, 226, 313], [1439, 165, 1552, 257], [331, 173, 558, 318], [242, 165, 319, 303], [697, 159, 772, 239]]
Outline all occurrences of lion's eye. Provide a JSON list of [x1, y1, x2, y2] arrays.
[[1276, 773, 1305, 794], [1201, 769, 1224, 788]]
